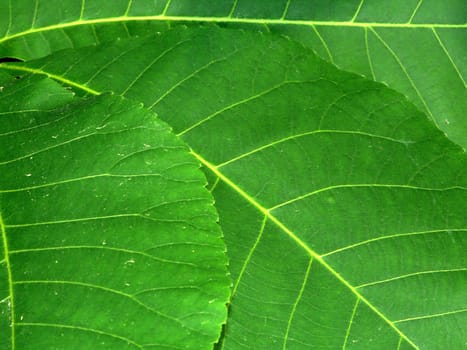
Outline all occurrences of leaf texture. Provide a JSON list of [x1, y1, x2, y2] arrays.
[[4, 27, 465, 349], [0, 73, 229, 349], [0, 1, 465, 147]]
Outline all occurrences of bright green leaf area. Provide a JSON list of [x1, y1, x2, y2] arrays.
[[0, 1, 465, 148], [0, 73, 229, 349], [3, 26, 465, 349]]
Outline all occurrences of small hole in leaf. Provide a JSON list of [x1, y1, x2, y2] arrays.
[[0, 57, 24, 63]]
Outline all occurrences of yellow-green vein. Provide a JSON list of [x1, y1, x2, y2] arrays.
[[31, 0, 39, 28], [364, 27, 376, 80], [369, 28, 435, 123], [351, 0, 365, 23], [343, 298, 360, 349], [217, 129, 414, 168], [431, 28, 466, 87], [356, 268, 467, 289], [231, 215, 267, 297], [283, 257, 313, 350], [124, 0, 133, 17], [228, 0, 238, 18], [311, 24, 334, 63], [321, 228, 465, 257], [394, 308, 467, 324], [0, 64, 99, 95], [0, 211, 15, 349], [280, 0, 292, 20], [408, 0, 424, 24], [14, 280, 191, 325], [270, 184, 464, 211], [149, 49, 241, 109], [397, 336, 404, 350], [161, 0, 172, 17], [16, 322, 143, 349], [121, 38, 191, 95]]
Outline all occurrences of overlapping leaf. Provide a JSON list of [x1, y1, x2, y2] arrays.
[[0, 0, 465, 147], [4, 27, 465, 349], [0, 73, 229, 349]]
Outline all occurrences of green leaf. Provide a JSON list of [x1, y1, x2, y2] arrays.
[[0, 1, 465, 147], [5, 27, 465, 349], [0, 74, 229, 349]]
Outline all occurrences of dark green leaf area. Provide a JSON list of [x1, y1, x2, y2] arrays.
[[1, 2, 464, 147], [0, 76, 229, 350]]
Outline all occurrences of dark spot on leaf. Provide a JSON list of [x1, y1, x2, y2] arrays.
[[0, 57, 24, 63]]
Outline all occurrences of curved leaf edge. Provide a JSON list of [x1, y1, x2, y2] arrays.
[[0, 72, 232, 349]]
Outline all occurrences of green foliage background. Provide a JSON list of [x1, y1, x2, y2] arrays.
[[0, 1, 465, 349]]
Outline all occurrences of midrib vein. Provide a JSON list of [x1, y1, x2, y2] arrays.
[[0, 211, 15, 349], [0, 64, 99, 94], [190, 150, 419, 350], [0, 15, 465, 44]]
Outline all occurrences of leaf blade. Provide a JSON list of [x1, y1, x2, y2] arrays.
[[2, 1, 465, 145], [0, 74, 230, 349], [11, 27, 465, 348]]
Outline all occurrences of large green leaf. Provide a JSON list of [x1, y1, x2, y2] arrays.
[[0, 73, 229, 349], [0, 1, 465, 147], [4, 27, 465, 349]]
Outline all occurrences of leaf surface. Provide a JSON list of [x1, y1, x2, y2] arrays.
[[0, 73, 229, 349], [0, 1, 465, 147], [5, 27, 466, 349]]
